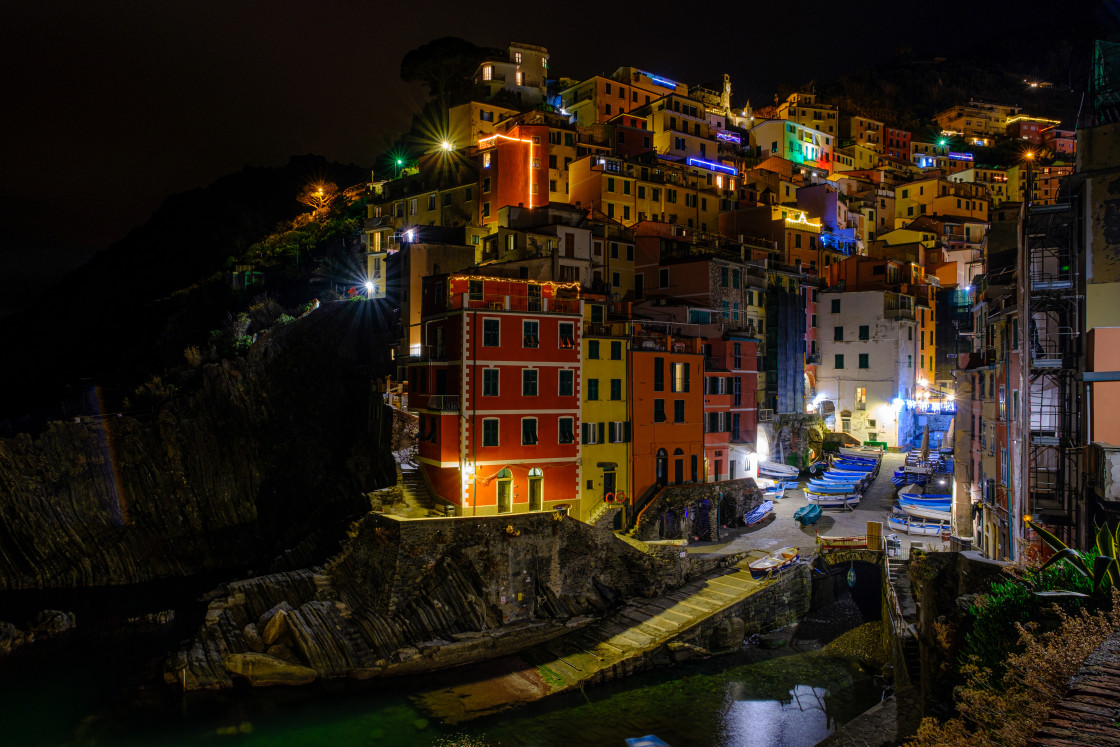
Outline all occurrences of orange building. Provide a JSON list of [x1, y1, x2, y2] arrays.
[[478, 123, 550, 225], [629, 328, 704, 502]]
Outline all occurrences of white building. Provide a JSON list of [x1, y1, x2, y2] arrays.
[[815, 288, 919, 448]]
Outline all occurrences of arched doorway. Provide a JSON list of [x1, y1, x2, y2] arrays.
[[659, 509, 681, 539], [673, 448, 684, 485], [496, 468, 512, 513], [694, 498, 712, 541], [528, 467, 543, 511], [656, 448, 668, 485]]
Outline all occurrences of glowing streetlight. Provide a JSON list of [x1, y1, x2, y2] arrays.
[[440, 140, 453, 152], [364, 280, 374, 294]]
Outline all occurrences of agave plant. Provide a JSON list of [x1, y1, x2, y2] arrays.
[[1027, 519, 1120, 591]]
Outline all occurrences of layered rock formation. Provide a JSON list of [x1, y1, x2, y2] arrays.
[[167, 511, 726, 690], [0, 301, 395, 589]]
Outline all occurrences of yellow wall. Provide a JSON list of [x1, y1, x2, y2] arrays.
[[579, 321, 631, 522]]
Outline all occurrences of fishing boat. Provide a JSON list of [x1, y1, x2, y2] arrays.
[[806, 480, 861, 494], [805, 491, 861, 508], [748, 546, 801, 577], [794, 504, 822, 526], [743, 500, 774, 526], [758, 461, 799, 478], [887, 512, 951, 537], [839, 446, 882, 459], [894, 501, 951, 522]]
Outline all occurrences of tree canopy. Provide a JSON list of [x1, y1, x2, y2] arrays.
[[399, 36, 497, 106]]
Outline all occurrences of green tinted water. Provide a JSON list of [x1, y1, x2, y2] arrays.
[[0, 628, 881, 747]]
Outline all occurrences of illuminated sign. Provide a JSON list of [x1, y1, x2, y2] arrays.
[[477, 133, 536, 209], [642, 72, 679, 89], [948, 152, 973, 161], [686, 157, 737, 175], [716, 131, 741, 144]]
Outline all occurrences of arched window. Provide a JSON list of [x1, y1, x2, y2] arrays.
[[656, 448, 668, 484]]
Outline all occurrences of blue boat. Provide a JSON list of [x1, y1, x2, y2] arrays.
[[806, 482, 858, 494], [744, 500, 774, 526], [794, 504, 822, 526]]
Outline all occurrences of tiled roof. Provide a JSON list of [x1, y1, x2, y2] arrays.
[[1030, 630, 1120, 746]]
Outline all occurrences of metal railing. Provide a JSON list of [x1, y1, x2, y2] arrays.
[[426, 395, 460, 412]]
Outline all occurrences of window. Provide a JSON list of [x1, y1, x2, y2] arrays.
[[483, 369, 499, 396], [834, 326, 844, 341], [908, 327, 913, 341], [835, 354, 845, 369], [523, 320, 539, 347], [610, 379, 622, 400], [608, 422, 629, 443], [522, 418, 538, 445], [586, 378, 599, 401], [610, 340, 622, 360], [558, 417, 575, 444], [831, 299, 840, 313], [483, 177, 492, 193], [671, 362, 690, 392], [582, 422, 600, 444], [841, 418, 851, 433], [859, 325, 869, 340], [654, 399, 666, 422], [483, 318, 500, 346], [674, 400, 685, 423], [859, 353, 869, 369], [482, 65, 493, 81], [908, 354, 913, 368], [721, 267, 729, 287], [653, 357, 665, 391], [559, 322, 575, 348], [659, 268, 670, 288], [522, 369, 538, 396], [482, 418, 499, 446], [588, 340, 600, 359], [559, 369, 574, 396]]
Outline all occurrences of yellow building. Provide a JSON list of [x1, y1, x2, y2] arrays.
[[568, 154, 725, 233], [579, 301, 631, 523]]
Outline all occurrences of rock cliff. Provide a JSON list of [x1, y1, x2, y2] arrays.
[[167, 511, 733, 690], [0, 301, 395, 589]]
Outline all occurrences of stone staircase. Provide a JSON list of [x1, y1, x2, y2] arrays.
[[398, 462, 435, 515], [886, 558, 920, 684], [588, 500, 623, 531]]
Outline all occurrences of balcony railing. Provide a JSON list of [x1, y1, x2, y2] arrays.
[[426, 395, 461, 412], [446, 292, 582, 315]]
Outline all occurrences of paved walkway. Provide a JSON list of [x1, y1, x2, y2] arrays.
[[685, 452, 947, 559], [411, 554, 786, 724]]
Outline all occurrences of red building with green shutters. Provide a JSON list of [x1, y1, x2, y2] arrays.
[[410, 273, 583, 515]]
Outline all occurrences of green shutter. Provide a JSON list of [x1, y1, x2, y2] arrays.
[[624, 421, 631, 442], [598, 422, 605, 444]]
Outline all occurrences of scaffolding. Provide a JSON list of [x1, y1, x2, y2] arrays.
[[1021, 198, 1082, 543]]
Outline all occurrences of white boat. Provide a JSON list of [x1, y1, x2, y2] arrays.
[[840, 446, 882, 458], [759, 461, 799, 478], [896, 502, 951, 522], [748, 546, 801, 577], [888, 513, 951, 537], [805, 491, 861, 507]]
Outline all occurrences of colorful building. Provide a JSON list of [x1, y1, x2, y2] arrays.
[[411, 274, 583, 516]]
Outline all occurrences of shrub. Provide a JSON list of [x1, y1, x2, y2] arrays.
[[183, 346, 202, 368]]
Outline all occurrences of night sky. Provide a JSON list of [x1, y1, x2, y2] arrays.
[[0, 0, 1110, 313]]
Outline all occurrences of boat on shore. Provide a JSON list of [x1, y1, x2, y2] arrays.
[[759, 461, 799, 479], [888, 512, 951, 537], [748, 546, 801, 577], [744, 500, 774, 526], [794, 504, 822, 526], [805, 491, 861, 508], [894, 501, 951, 522]]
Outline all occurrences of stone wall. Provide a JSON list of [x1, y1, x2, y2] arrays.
[[632, 477, 763, 541], [0, 301, 396, 589]]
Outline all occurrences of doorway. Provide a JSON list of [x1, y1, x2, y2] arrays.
[[603, 470, 616, 501], [528, 467, 543, 511], [674, 448, 684, 485], [496, 468, 512, 512]]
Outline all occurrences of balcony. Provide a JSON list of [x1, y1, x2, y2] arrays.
[[806, 352, 822, 365], [705, 357, 729, 371], [446, 292, 582, 315], [426, 395, 461, 412]]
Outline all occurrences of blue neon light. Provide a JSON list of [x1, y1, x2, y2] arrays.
[[948, 152, 973, 161], [686, 157, 737, 175], [716, 131, 741, 144], [643, 72, 679, 89]]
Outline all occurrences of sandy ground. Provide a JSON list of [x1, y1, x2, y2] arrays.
[[685, 452, 951, 559]]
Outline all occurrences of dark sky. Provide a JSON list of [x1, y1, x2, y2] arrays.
[[0, 0, 1109, 310]]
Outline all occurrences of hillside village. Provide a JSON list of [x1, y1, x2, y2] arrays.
[[350, 39, 1119, 565]]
